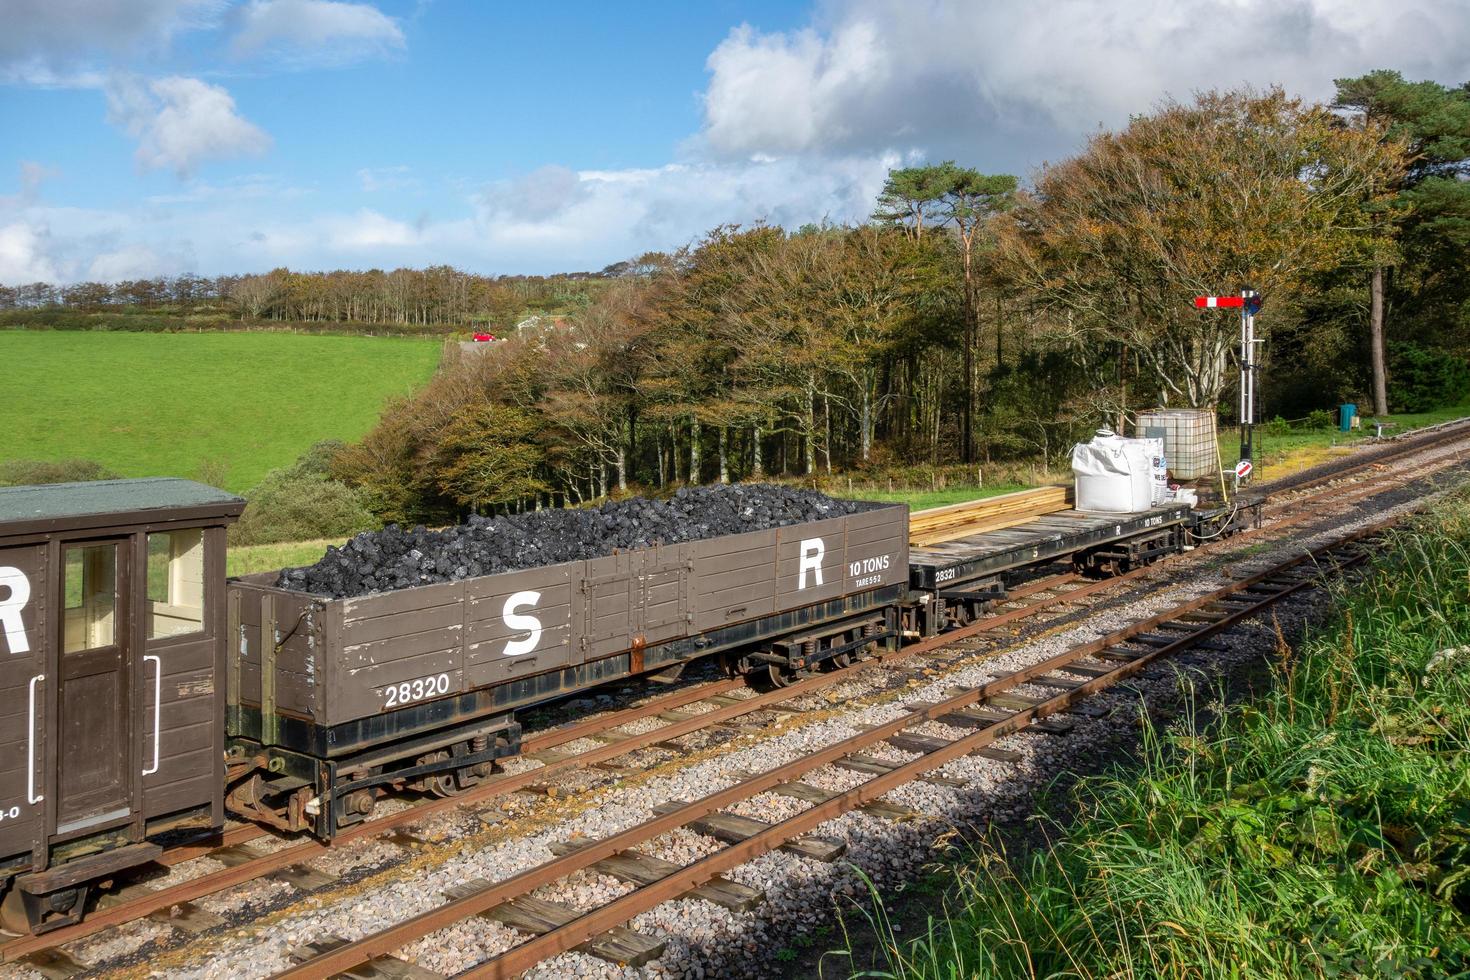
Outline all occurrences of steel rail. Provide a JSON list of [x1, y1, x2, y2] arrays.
[[1257, 415, 1470, 496], [0, 573, 1082, 963], [465, 539, 1369, 978], [277, 523, 1382, 979], [4, 432, 1456, 964]]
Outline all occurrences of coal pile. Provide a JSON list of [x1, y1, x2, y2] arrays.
[[277, 484, 876, 598]]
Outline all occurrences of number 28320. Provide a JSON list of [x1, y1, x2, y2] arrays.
[[383, 673, 452, 708]]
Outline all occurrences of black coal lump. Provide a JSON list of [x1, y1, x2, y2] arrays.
[[275, 484, 877, 599]]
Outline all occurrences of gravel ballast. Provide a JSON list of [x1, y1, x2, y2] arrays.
[[277, 485, 876, 598], [30, 451, 1466, 980]]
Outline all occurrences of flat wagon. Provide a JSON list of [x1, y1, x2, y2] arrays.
[[0, 480, 242, 933], [906, 503, 1195, 634], [224, 503, 909, 836]]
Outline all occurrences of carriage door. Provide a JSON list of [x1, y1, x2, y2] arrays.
[[0, 545, 47, 861], [56, 539, 133, 834]]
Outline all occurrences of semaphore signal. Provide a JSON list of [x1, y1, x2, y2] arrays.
[[1193, 289, 1264, 485]]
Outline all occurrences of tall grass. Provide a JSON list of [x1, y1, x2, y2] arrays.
[[853, 496, 1470, 979]]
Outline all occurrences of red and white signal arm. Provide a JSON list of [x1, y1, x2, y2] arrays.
[[1235, 459, 1253, 479], [1195, 296, 1245, 308]]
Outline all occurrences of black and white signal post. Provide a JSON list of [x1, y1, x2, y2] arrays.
[[1194, 289, 1264, 484]]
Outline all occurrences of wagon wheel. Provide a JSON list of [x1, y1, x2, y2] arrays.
[[0, 885, 28, 936], [824, 651, 852, 671], [760, 663, 796, 689], [417, 750, 463, 798]]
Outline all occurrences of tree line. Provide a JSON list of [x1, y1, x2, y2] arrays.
[[0, 267, 612, 328], [323, 77, 1470, 526]]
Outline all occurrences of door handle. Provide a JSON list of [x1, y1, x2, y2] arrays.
[[143, 654, 161, 776], [27, 674, 43, 804]]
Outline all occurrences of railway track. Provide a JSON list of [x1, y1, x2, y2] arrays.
[[0, 572, 1098, 966], [274, 519, 1385, 979], [1255, 413, 1470, 495], [5, 422, 1467, 974]]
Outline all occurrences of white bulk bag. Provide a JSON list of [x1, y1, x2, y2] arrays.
[[1071, 430, 1154, 512]]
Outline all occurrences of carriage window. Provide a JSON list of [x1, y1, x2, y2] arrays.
[[63, 544, 117, 652], [148, 529, 206, 638]]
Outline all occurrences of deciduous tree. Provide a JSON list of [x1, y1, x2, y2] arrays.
[[1000, 87, 1405, 409]]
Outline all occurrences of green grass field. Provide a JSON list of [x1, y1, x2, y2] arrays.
[[4, 330, 441, 492], [227, 537, 346, 577]]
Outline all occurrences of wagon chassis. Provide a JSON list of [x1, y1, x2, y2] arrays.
[[225, 584, 905, 836]]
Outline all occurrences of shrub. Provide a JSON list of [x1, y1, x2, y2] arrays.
[[1388, 341, 1470, 413], [285, 439, 349, 480], [1302, 408, 1334, 430], [0, 458, 121, 486], [231, 444, 378, 546], [1264, 415, 1291, 437]]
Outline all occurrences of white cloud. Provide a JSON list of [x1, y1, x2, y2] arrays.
[[701, 0, 1470, 170], [87, 244, 175, 281], [327, 209, 423, 248], [14, 0, 1470, 282], [479, 165, 589, 223], [231, 0, 404, 65], [0, 0, 216, 82], [467, 155, 898, 263], [0, 153, 901, 282], [0, 162, 59, 210], [0, 222, 64, 284], [229, 156, 896, 270], [106, 74, 272, 176]]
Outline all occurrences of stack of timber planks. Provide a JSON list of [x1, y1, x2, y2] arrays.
[[909, 485, 1072, 547]]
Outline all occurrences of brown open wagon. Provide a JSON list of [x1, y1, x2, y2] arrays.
[[224, 502, 909, 837], [0, 479, 242, 934]]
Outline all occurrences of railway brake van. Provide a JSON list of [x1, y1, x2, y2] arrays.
[[224, 503, 909, 837], [0, 479, 243, 934]]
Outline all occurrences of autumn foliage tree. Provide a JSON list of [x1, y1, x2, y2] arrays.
[[1332, 70, 1470, 414], [1000, 88, 1406, 408], [309, 80, 1462, 528], [430, 404, 547, 514]]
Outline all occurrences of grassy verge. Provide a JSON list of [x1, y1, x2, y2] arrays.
[[855, 495, 1470, 979], [226, 537, 344, 577], [1219, 402, 1470, 481]]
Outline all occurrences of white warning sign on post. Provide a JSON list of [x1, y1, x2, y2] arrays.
[[1235, 459, 1253, 480]]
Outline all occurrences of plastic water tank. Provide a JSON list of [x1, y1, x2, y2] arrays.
[[1134, 409, 1217, 480], [1072, 430, 1153, 512]]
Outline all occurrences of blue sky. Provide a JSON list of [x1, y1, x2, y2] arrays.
[[3, 0, 1469, 283]]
